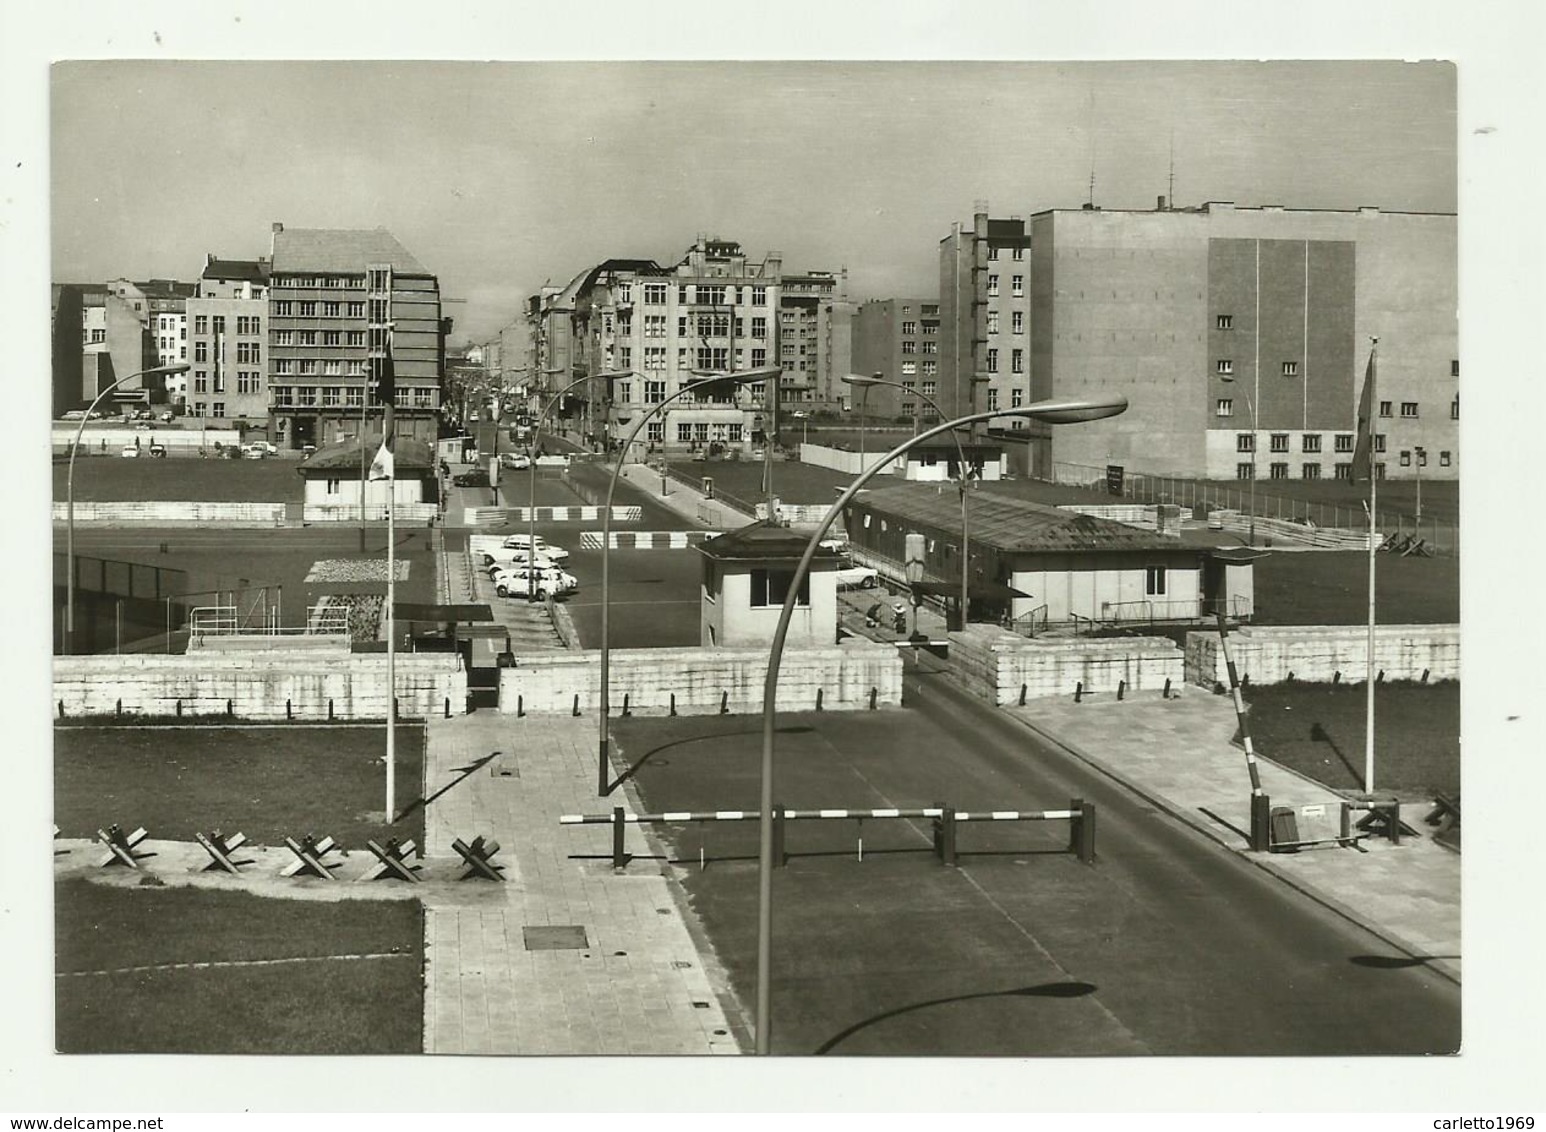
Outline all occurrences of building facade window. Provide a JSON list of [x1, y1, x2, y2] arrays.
[[1302, 463, 1322, 479], [1012, 350, 1024, 374], [194, 315, 209, 334], [1011, 275, 1024, 297], [1451, 396, 1459, 420], [1302, 434, 1322, 453], [1334, 463, 1352, 480], [901, 360, 917, 375], [644, 283, 667, 305], [1270, 462, 1290, 479], [194, 342, 208, 363], [1269, 433, 1289, 453], [1217, 399, 1233, 417], [1400, 401, 1419, 418], [749, 569, 810, 609], [1237, 434, 1255, 453], [901, 320, 917, 336], [901, 340, 916, 355], [1217, 359, 1234, 375], [1011, 311, 1024, 334], [1011, 389, 1024, 408], [986, 388, 999, 411], [986, 311, 999, 335], [1282, 361, 1299, 376], [987, 275, 999, 297], [1217, 315, 1233, 330], [1440, 450, 1452, 467], [645, 380, 666, 404], [1145, 566, 1166, 596], [1335, 433, 1354, 452], [1379, 400, 1392, 418], [986, 348, 998, 374], [1237, 462, 1254, 479]]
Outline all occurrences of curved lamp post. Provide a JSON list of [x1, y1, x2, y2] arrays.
[[597, 365, 780, 797], [64, 363, 191, 653], [842, 373, 973, 629], [750, 392, 1129, 1054], [1220, 374, 1257, 546]]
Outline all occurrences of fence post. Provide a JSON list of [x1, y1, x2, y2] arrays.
[[772, 805, 786, 868], [572, 693, 581, 717], [669, 692, 677, 717], [869, 686, 878, 710], [1339, 802, 1352, 843], [815, 688, 824, 712], [1117, 679, 1126, 701], [328, 698, 334, 720], [612, 806, 629, 870], [1019, 683, 1028, 706], [623, 692, 631, 717], [1074, 681, 1084, 703], [937, 805, 958, 867], [517, 694, 524, 718], [1250, 793, 1273, 852], [720, 691, 729, 715]]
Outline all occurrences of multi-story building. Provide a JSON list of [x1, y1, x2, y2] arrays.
[[939, 206, 1033, 427], [851, 298, 942, 422], [185, 255, 271, 429], [566, 238, 785, 457], [1025, 201, 1459, 482], [778, 269, 854, 414], [265, 223, 445, 451]]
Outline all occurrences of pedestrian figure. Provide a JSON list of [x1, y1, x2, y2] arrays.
[[892, 601, 908, 635], [865, 601, 883, 629]]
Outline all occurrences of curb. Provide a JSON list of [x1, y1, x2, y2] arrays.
[[1007, 710, 1462, 988]]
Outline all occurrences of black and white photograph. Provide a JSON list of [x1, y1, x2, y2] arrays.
[[6, 0, 1542, 1119]]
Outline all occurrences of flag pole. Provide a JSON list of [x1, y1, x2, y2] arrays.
[[386, 395, 396, 823], [1363, 337, 1378, 795]]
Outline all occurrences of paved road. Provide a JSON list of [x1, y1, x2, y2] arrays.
[[611, 658, 1461, 1056]]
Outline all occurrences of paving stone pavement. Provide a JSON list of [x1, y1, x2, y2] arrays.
[[1008, 690, 1461, 982], [419, 712, 743, 1055]]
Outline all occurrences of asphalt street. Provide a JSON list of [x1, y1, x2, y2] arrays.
[[611, 654, 1462, 1056]]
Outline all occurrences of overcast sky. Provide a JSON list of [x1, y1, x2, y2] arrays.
[[51, 59, 1455, 345]]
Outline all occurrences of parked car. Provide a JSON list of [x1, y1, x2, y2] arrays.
[[453, 469, 490, 487], [818, 537, 848, 555], [499, 452, 532, 470], [147, 443, 167, 458], [484, 549, 558, 573], [300, 444, 317, 458], [133, 409, 154, 421], [491, 564, 578, 599], [159, 410, 175, 422], [834, 563, 879, 589], [120, 444, 140, 459], [61, 409, 87, 421], [242, 443, 271, 459], [134, 422, 152, 431], [500, 534, 568, 562]]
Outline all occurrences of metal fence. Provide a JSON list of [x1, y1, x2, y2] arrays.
[[1049, 462, 1458, 555]]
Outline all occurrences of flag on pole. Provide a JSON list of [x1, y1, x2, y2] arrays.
[[1350, 343, 1377, 483], [368, 432, 395, 481], [369, 324, 397, 406], [367, 328, 396, 481]]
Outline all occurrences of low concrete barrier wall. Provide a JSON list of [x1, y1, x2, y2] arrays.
[[498, 641, 903, 716], [53, 652, 468, 720], [52, 501, 287, 526], [1184, 624, 1460, 687], [464, 505, 643, 526], [947, 626, 1185, 705]]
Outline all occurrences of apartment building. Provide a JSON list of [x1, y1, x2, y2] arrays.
[[779, 269, 855, 415], [938, 207, 1033, 427], [184, 255, 271, 428], [265, 223, 445, 451], [851, 298, 943, 422]]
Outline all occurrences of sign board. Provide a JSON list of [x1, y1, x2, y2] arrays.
[[1106, 464, 1125, 497], [904, 533, 926, 583]]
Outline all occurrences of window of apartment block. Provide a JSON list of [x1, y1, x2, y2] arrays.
[[320, 387, 340, 407], [322, 301, 341, 317], [347, 360, 366, 376], [751, 286, 766, 305], [299, 331, 317, 347], [1335, 433, 1354, 452], [1440, 451, 1452, 467], [1216, 399, 1233, 417], [986, 311, 999, 335], [922, 341, 937, 354], [345, 387, 363, 407], [900, 400, 915, 415], [646, 420, 664, 444], [986, 348, 999, 373], [236, 371, 258, 394], [693, 423, 710, 443], [921, 381, 937, 397], [1451, 396, 1459, 420], [298, 360, 317, 376], [1011, 311, 1024, 334], [1302, 463, 1322, 480], [1012, 275, 1024, 297], [194, 342, 208, 363], [1237, 434, 1255, 453], [618, 346, 632, 369], [212, 316, 225, 335], [272, 386, 293, 407], [297, 301, 316, 317], [345, 330, 364, 346], [696, 347, 728, 371], [901, 340, 916, 355], [677, 315, 689, 337], [1374, 434, 1387, 453], [1269, 433, 1289, 453], [645, 380, 666, 404], [728, 423, 743, 442], [901, 321, 917, 336], [1282, 361, 1299, 377], [322, 360, 341, 376], [195, 316, 210, 334], [274, 359, 293, 375], [322, 330, 340, 346], [1302, 434, 1322, 453], [751, 348, 767, 368], [644, 315, 666, 338], [987, 275, 999, 297], [1334, 463, 1352, 480], [347, 302, 365, 317], [1236, 462, 1254, 479], [1012, 349, 1024, 374], [1401, 401, 1419, 418], [1451, 359, 1459, 377], [1379, 400, 1392, 418], [1011, 247, 1024, 261], [676, 422, 693, 443], [275, 301, 295, 316], [1011, 389, 1024, 408], [698, 285, 727, 306], [987, 388, 999, 411], [1217, 359, 1233, 375], [901, 360, 917, 375], [193, 371, 208, 393], [367, 268, 388, 291], [211, 402, 225, 418], [189, 402, 204, 418], [1217, 314, 1233, 330], [615, 381, 632, 404], [1399, 449, 1412, 468], [1270, 462, 1290, 479], [750, 317, 766, 338], [923, 303, 939, 315], [644, 283, 667, 305], [921, 361, 938, 377], [1145, 565, 1167, 596], [644, 347, 666, 371]]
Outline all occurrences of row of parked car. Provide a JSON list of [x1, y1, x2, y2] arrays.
[[480, 535, 577, 601]]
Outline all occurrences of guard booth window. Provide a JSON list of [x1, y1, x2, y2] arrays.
[[1145, 565, 1167, 596], [749, 569, 810, 608]]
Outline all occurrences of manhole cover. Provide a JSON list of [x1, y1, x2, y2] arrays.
[[523, 925, 590, 951]]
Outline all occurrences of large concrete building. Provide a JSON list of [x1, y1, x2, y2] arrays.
[[851, 298, 943, 422], [779, 269, 855, 415], [184, 254, 271, 428], [265, 224, 446, 451], [1025, 202, 1459, 482]]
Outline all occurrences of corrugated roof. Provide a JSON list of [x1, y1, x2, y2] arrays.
[[298, 437, 435, 474], [855, 484, 1181, 553], [271, 227, 428, 274]]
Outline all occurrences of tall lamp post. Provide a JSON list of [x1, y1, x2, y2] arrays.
[[521, 368, 589, 601], [1220, 374, 1257, 546], [64, 363, 191, 654], [749, 392, 1128, 1054], [1413, 445, 1426, 525], [842, 373, 974, 629], [597, 366, 780, 797]]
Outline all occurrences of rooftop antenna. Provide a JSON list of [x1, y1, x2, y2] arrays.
[[1168, 130, 1176, 208], [1085, 82, 1097, 209]]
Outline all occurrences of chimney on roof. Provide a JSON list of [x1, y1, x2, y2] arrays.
[[272, 222, 284, 234], [1157, 195, 1167, 211]]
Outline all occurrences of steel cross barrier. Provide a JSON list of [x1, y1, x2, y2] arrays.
[[280, 834, 341, 880], [451, 835, 505, 881], [196, 830, 253, 874], [361, 837, 422, 882], [96, 824, 154, 869], [1254, 794, 1415, 853], [559, 800, 1098, 870]]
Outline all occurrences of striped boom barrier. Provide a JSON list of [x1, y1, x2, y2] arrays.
[[464, 506, 644, 525], [578, 531, 722, 550], [1213, 613, 1270, 851], [560, 803, 1095, 869]]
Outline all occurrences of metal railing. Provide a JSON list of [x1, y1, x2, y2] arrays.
[[1048, 461, 1458, 555], [189, 603, 350, 643]]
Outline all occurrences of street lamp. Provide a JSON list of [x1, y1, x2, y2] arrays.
[[842, 373, 974, 629], [690, 365, 780, 515], [64, 363, 191, 654], [1414, 445, 1426, 524], [597, 366, 781, 797], [1220, 375, 1257, 546], [749, 392, 1128, 1054]]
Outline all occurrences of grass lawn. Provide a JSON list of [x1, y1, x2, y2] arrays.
[[55, 878, 422, 1053], [668, 458, 857, 505], [53, 454, 306, 503], [1243, 681, 1460, 800], [54, 724, 427, 844], [1252, 550, 1458, 624]]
